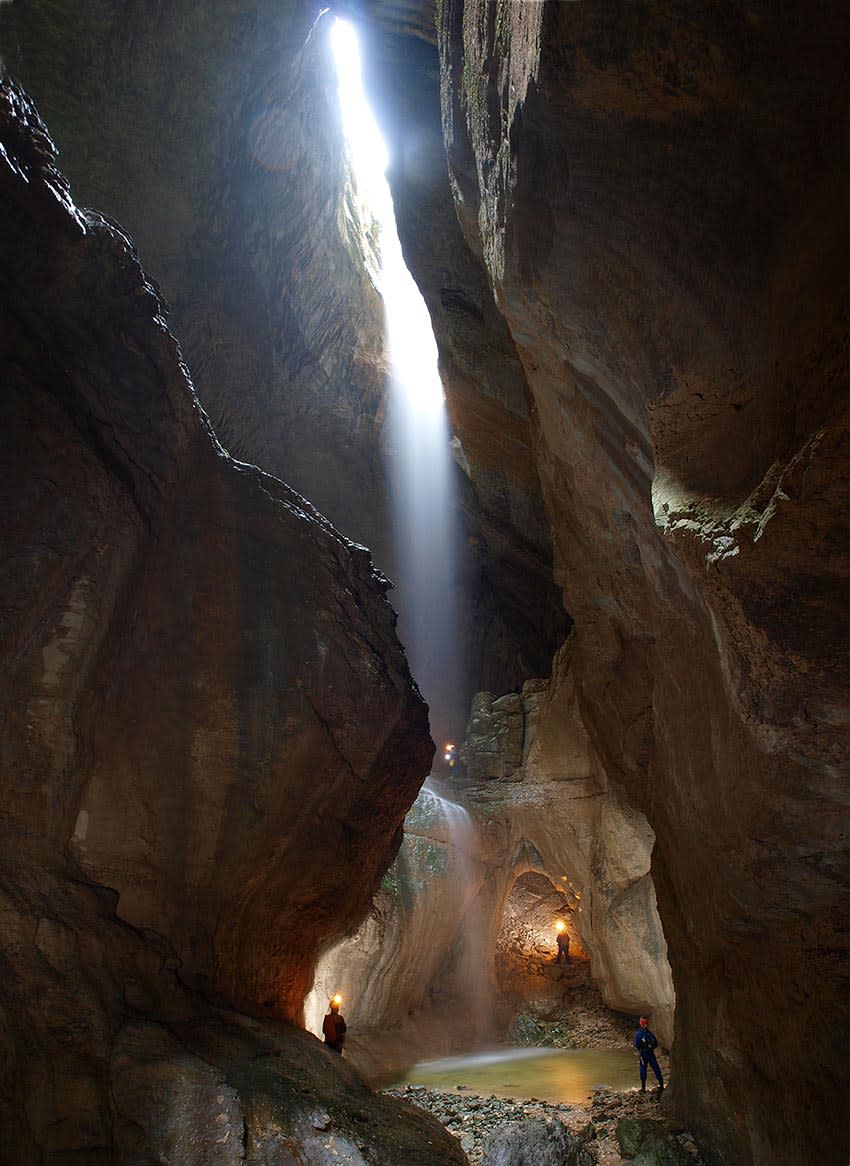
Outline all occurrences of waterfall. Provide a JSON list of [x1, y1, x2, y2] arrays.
[[330, 17, 464, 753], [418, 782, 491, 1043]]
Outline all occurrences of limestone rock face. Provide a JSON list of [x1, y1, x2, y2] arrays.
[[461, 691, 526, 780], [433, 3, 850, 1164], [1, 0, 392, 558], [0, 77, 439, 1161], [109, 1014, 467, 1166], [459, 650, 675, 1045], [305, 783, 489, 1067], [308, 645, 674, 1077], [352, 5, 571, 694]]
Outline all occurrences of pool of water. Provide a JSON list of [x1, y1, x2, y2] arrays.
[[395, 1047, 638, 1105]]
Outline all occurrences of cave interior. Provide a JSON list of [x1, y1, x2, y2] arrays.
[[0, 1, 848, 1164]]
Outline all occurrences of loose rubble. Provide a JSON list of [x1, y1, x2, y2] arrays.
[[383, 942, 695, 1164], [383, 1082, 705, 1165]]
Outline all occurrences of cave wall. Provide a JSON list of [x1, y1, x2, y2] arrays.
[[3, 0, 848, 1161], [308, 646, 674, 1077], [0, 77, 454, 1163], [459, 645, 675, 1045], [0, 0, 390, 555], [305, 784, 490, 1071], [347, 2, 570, 694], [0, 0, 567, 710], [429, 2, 849, 1164]]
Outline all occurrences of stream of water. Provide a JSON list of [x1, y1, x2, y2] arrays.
[[417, 783, 490, 1040], [395, 1047, 639, 1105]]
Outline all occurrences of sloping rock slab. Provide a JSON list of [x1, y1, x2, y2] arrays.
[[0, 73, 432, 1015], [0, 73, 435, 1162], [111, 1014, 467, 1166]]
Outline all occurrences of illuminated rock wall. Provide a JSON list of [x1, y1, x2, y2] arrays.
[[432, 3, 850, 1163], [310, 646, 674, 1077], [0, 77, 455, 1163]]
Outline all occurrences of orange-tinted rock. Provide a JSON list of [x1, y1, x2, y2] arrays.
[[308, 651, 674, 1079]]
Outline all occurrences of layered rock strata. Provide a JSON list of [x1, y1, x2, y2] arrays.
[[433, 3, 850, 1164], [0, 77, 449, 1162]]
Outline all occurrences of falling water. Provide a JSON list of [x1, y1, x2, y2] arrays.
[[330, 18, 463, 752], [418, 782, 491, 1042]]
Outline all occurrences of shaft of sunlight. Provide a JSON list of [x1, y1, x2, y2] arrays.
[[331, 16, 462, 747], [330, 17, 443, 417]]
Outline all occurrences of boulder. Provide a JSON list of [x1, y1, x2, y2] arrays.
[[482, 1118, 592, 1166], [111, 1015, 468, 1166], [617, 1117, 694, 1166]]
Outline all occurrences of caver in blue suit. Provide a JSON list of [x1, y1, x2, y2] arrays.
[[635, 1018, 664, 1092]]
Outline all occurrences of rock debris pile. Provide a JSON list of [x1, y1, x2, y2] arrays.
[[385, 1083, 705, 1166]]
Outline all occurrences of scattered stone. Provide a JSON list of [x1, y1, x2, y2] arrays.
[[385, 1078, 706, 1166]]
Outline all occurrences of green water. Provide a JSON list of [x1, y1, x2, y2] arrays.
[[396, 1047, 639, 1105]]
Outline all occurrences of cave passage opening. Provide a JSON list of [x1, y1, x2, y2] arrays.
[[493, 869, 635, 1056], [393, 867, 640, 1102], [330, 17, 466, 759]]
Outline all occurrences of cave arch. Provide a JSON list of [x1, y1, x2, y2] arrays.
[[497, 869, 585, 971]]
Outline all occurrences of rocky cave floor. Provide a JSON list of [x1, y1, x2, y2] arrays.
[[384, 1084, 700, 1165], [496, 947, 641, 1049], [383, 954, 699, 1165]]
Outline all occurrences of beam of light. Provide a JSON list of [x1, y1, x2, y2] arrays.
[[330, 17, 444, 417], [329, 19, 389, 209], [330, 15, 463, 759]]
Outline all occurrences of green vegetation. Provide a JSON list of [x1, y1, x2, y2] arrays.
[[508, 1012, 575, 1048]]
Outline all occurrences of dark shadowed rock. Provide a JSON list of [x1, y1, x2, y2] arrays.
[[482, 1117, 592, 1166], [617, 1116, 695, 1166], [0, 74, 441, 1162], [111, 1014, 468, 1166], [352, 3, 570, 694], [432, 1, 850, 1163], [0, 0, 569, 709]]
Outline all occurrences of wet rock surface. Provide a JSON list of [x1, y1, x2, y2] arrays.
[[482, 1116, 594, 1166], [306, 658, 673, 1081], [500, 957, 639, 1052], [2, 2, 849, 1163], [112, 1014, 468, 1166]]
